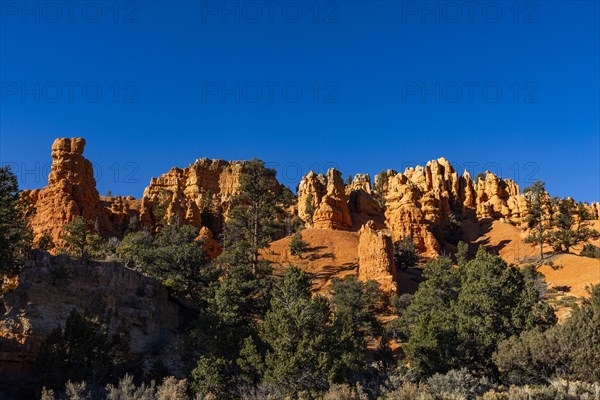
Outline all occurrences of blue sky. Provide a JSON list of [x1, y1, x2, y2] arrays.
[[1, 0, 598, 202]]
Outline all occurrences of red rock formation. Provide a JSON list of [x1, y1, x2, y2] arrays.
[[299, 157, 547, 256], [21, 138, 115, 249], [199, 226, 222, 259], [377, 170, 441, 256], [139, 158, 244, 233], [297, 171, 326, 226], [298, 168, 351, 230], [357, 221, 397, 294], [347, 174, 385, 230], [22, 139, 598, 260]]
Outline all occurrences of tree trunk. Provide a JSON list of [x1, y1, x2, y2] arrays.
[[252, 205, 259, 277], [539, 224, 544, 261]]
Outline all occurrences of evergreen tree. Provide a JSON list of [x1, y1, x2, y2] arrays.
[[117, 223, 213, 306], [453, 247, 555, 375], [259, 267, 355, 395], [289, 232, 309, 256], [0, 166, 31, 276], [393, 237, 419, 271], [402, 248, 554, 378], [33, 309, 129, 390], [221, 158, 282, 277], [331, 276, 385, 338], [61, 216, 103, 261], [494, 284, 600, 384], [544, 198, 600, 253], [523, 181, 549, 261], [456, 241, 469, 266], [346, 174, 353, 186]]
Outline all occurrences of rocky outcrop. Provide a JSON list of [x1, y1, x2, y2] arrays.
[[297, 171, 326, 225], [22, 138, 598, 260], [21, 141, 253, 257], [139, 158, 244, 233], [199, 226, 222, 259], [357, 221, 397, 294], [298, 169, 351, 230], [469, 173, 526, 224], [0, 254, 181, 375], [101, 195, 141, 234], [299, 158, 545, 256], [21, 138, 115, 249], [377, 170, 441, 256], [347, 175, 385, 230]]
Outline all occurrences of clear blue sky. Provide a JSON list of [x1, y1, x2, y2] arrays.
[[1, 1, 598, 202]]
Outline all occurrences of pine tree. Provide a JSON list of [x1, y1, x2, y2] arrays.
[[545, 198, 600, 253], [260, 267, 334, 394], [289, 232, 309, 256], [524, 181, 549, 261], [0, 166, 31, 276], [221, 159, 282, 277], [61, 216, 103, 261]]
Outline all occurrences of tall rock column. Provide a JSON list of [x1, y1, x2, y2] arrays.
[[22, 138, 114, 249], [358, 221, 397, 295]]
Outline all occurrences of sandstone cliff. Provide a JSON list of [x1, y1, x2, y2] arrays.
[[21, 138, 599, 260], [22, 141, 249, 255], [0, 253, 181, 376]]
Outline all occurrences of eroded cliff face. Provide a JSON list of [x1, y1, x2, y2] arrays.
[[21, 138, 116, 249], [21, 138, 600, 263], [0, 254, 181, 376], [298, 169, 352, 230], [139, 158, 245, 234], [21, 140, 247, 254], [297, 157, 564, 258]]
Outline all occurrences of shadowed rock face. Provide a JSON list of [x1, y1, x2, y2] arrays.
[[0, 253, 181, 376], [297, 168, 352, 230]]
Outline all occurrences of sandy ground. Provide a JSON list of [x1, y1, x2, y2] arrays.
[[263, 228, 359, 293], [265, 221, 600, 303], [467, 219, 600, 298]]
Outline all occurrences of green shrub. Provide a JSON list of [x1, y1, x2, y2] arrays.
[[427, 368, 494, 399], [289, 232, 309, 256], [580, 244, 600, 259], [393, 237, 419, 271]]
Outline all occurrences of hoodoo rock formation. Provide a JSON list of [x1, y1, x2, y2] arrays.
[[21, 141, 255, 253], [347, 174, 385, 230], [139, 158, 245, 233], [20, 138, 600, 259], [297, 168, 352, 230], [357, 221, 397, 294], [21, 138, 115, 249], [298, 157, 583, 256]]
